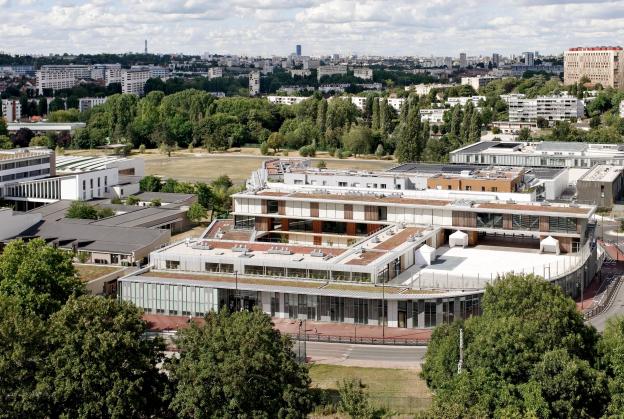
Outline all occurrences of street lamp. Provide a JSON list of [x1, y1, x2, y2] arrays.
[[382, 280, 385, 340], [234, 270, 239, 311]]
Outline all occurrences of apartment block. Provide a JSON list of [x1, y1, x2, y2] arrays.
[[207, 67, 223, 79], [36, 65, 91, 94], [267, 96, 307, 106], [460, 76, 499, 92], [353, 67, 373, 80], [78, 97, 108, 113], [317, 65, 347, 81], [122, 67, 151, 95], [1, 99, 21, 122], [564, 46, 624, 89], [502, 94, 584, 123], [249, 71, 261, 96]]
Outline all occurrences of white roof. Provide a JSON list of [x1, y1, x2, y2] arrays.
[[449, 230, 468, 239], [541, 235, 559, 245]]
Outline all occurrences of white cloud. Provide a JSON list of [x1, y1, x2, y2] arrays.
[[0, 0, 622, 56]]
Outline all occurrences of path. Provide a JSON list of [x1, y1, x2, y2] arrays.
[[303, 342, 426, 368]]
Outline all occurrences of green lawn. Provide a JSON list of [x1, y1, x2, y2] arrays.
[[75, 264, 123, 282], [309, 364, 432, 414]]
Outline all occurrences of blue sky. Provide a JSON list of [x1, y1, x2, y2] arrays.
[[1, 0, 623, 57]]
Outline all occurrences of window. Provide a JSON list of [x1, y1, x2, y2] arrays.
[[266, 200, 279, 214], [338, 182, 347, 187], [380, 184, 387, 189], [465, 186, 472, 191], [424, 301, 437, 327], [512, 214, 539, 231], [476, 213, 503, 229], [165, 260, 180, 269], [491, 187, 498, 192], [82, 180, 86, 190], [549, 217, 576, 233]]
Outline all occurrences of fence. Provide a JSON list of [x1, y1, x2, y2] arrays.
[[286, 332, 429, 346], [584, 275, 622, 320], [408, 242, 593, 290]]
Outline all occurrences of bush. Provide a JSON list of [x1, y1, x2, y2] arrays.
[[282, 150, 289, 156], [126, 195, 140, 205], [260, 141, 270, 155], [138, 144, 146, 154], [316, 160, 327, 169], [328, 147, 336, 157], [299, 144, 316, 157], [374, 144, 385, 158], [110, 197, 122, 204], [149, 199, 161, 207]]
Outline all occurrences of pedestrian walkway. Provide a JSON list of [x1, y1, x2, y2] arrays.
[[272, 318, 432, 342], [143, 314, 432, 343]]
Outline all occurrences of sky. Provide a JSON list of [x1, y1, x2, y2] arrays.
[[1, 0, 624, 57]]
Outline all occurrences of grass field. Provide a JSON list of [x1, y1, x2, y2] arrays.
[[65, 148, 396, 184], [143, 153, 395, 184], [309, 364, 432, 414], [74, 264, 123, 282]]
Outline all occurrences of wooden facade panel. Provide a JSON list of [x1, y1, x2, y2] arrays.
[[344, 204, 353, 220], [255, 217, 270, 231], [364, 206, 378, 221], [278, 201, 286, 215], [313, 235, 322, 246], [539, 216, 549, 232], [503, 214, 512, 230], [346, 222, 357, 236], [260, 200, 267, 214], [280, 219, 289, 231], [310, 202, 319, 217], [312, 220, 323, 234], [452, 211, 476, 228]]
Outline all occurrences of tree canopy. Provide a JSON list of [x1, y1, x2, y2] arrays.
[[166, 308, 313, 418]]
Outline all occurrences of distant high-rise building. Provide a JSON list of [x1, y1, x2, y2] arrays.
[[296, 44, 302, 56], [459, 52, 467, 68], [564, 46, 624, 89], [492, 53, 501, 67], [144, 40, 148, 54], [523, 52, 534, 67], [249, 71, 261, 96]]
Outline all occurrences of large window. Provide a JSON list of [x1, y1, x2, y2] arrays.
[[424, 301, 437, 328], [549, 217, 577, 233], [266, 200, 279, 214], [476, 213, 503, 229], [512, 214, 539, 231], [165, 260, 180, 269], [354, 299, 369, 324], [234, 215, 254, 229]]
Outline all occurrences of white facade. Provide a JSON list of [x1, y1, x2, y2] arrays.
[[36, 65, 91, 94], [502, 94, 584, 123], [1, 99, 21, 122], [353, 67, 373, 80], [407, 83, 455, 96], [387, 98, 406, 112], [122, 68, 151, 95], [207, 67, 223, 79], [249, 71, 261, 96], [289, 69, 311, 78], [267, 96, 307, 106], [60, 168, 119, 201], [446, 96, 485, 107], [0, 148, 54, 197], [420, 108, 446, 124], [78, 97, 108, 113], [460, 76, 499, 92], [105, 67, 122, 86]]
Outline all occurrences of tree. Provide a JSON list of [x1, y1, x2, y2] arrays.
[[0, 239, 84, 318], [139, 175, 162, 192], [316, 98, 328, 134], [187, 202, 207, 223], [599, 316, 624, 415], [342, 125, 373, 157], [0, 295, 47, 418], [394, 106, 426, 163], [517, 127, 532, 142], [195, 182, 212, 209], [211, 175, 233, 190], [166, 309, 312, 418], [39, 296, 169, 418], [422, 273, 603, 418], [0, 135, 12, 149], [0, 117, 7, 136], [374, 143, 385, 158], [536, 116, 549, 129], [266, 132, 285, 152], [29, 136, 50, 148], [13, 127, 34, 148], [371, 98, 380, 131], [337, 378, 381, 419], [590, 115, 601, 129], [149, 198, 161, 207], [66, 201, 99, 220]]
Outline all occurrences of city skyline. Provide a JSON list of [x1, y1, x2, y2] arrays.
[[1, 0, 623, 57]]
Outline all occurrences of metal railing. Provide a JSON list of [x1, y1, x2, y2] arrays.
[[284, 332, 429, 346], [584, 275, 622, 320]]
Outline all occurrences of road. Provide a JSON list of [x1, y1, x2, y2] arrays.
[[299, 341, 427, 368]]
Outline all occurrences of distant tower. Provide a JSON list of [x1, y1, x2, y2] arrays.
[[296, 44, 302, 57], [144, 40, 148, 54]]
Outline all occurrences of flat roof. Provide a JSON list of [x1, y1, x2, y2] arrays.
[[577, 165, 623, 183], [56, 155, 138, 172]]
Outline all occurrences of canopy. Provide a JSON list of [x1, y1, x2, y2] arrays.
[[449, 230, 469, 248], [415, 244, 436, 266], [540, 235, 560, 255]]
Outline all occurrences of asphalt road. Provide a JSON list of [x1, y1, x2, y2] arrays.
[[300, 341, 427, 368]]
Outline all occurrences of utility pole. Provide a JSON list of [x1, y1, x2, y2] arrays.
[[457, 327, 464, 374]]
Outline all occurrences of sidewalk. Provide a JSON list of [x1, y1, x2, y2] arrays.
[[143, 314, 432, 343]]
